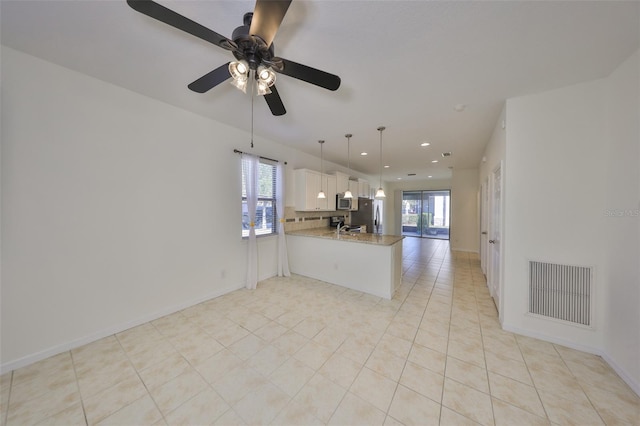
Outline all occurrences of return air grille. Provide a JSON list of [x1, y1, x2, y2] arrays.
[[528, 261, 592, 326]]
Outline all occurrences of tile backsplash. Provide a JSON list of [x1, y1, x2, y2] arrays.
[[283, 206, 348, 232]]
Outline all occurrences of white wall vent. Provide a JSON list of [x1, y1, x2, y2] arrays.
[[528, 261, 593, 326]]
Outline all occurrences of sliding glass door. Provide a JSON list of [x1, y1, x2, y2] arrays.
[[401, 190, 450, 239]]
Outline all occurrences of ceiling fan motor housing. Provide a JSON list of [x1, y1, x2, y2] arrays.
[[232, 12, 275, 70]]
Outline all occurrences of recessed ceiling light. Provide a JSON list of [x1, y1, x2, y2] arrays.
[[420, 142, 430, 147], [431, 160, 439, 163], [428, 175, 433, 178], [396, 177, 402, 180], [384, 165, 390, 168], [360, 152, 368, 156], [454, 104, 467, 112]]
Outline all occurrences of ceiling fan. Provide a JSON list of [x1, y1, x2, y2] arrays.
[[127, 0, 341, 116]]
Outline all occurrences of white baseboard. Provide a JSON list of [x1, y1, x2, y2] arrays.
[[449, 247, 480, 254], [503, 323, 640, 397], [502, 323, 601, 354], [601, 352, 640, 397], [0, 282, 245, 375]]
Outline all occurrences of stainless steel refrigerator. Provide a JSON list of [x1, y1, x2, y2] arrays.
[[350, 198, 374, 233]]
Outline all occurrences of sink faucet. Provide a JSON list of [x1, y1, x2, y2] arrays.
[[337, 224, 349, 236]]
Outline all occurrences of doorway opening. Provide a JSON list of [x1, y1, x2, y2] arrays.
[[401, 190, 450, 239]]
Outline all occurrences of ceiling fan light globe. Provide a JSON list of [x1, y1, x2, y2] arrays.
[[257, 65, 277, 87], [229, 60, 249, 80], [256, 80, 272, 96], [230, 77, 248, 93]]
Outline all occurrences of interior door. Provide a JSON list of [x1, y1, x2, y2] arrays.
[[488, 165, 502, 314]]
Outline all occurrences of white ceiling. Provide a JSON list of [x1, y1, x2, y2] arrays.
[[2, 1, 638, 181]]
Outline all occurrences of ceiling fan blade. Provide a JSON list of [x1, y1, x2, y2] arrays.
[[188, 63, 231, 93], [264, 85, 286, 116], [127, 0, 236, 51], [274, 58, 341, 91], [249, 0, 292, 48]]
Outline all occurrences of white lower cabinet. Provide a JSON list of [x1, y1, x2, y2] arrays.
[[287, 234, 402, 299], [295, 169, 337, 211]]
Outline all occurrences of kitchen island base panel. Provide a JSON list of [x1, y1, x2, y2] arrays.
[[287, 234, 402, 299]]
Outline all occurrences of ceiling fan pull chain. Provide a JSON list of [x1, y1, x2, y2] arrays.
[[251, 72, 255, 148]]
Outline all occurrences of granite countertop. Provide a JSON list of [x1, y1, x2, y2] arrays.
[[286, 227, 404, 246]]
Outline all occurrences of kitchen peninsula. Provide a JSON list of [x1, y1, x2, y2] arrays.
[[286, 228, 404, 299]]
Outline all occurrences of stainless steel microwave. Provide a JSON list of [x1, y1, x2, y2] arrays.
[[336, 194, 352, 210]]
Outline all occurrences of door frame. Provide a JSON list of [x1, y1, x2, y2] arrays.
[[480, 178, 489, 275], [488, 162, 504, 321]]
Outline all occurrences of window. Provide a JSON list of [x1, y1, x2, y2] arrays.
[[242, 158, 277, 237]]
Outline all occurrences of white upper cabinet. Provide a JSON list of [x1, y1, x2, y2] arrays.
[[325, 174, 337, 211], [334, 171, 350, 194], [295, 169, 337, 211], [349, 180, 359, 210], [358, 179, 370, 199]]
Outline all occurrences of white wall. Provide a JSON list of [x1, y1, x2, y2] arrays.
[[503, 78, 608, 350], [0, 46, 360, 371], [479, 107, 506, 186], [602, 50, 640, 389], [450, 169, 479, 253], [498, 49, 640, 392]]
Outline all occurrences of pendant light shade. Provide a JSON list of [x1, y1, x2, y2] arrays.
[[317, 140, 326, 199], [344, 133, 353, 199], [375, 126, 386, 198]]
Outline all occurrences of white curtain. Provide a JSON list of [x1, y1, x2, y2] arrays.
[[242, 153, 259, 290], [276, 162, 290, 276]]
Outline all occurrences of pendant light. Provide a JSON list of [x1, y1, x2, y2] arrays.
[[344, 133, 353, 199], [375, 126, 386, 198], [317, 140, 326, 199]]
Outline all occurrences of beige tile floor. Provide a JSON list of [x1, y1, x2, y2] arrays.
[[1, 238, 639, 425]]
